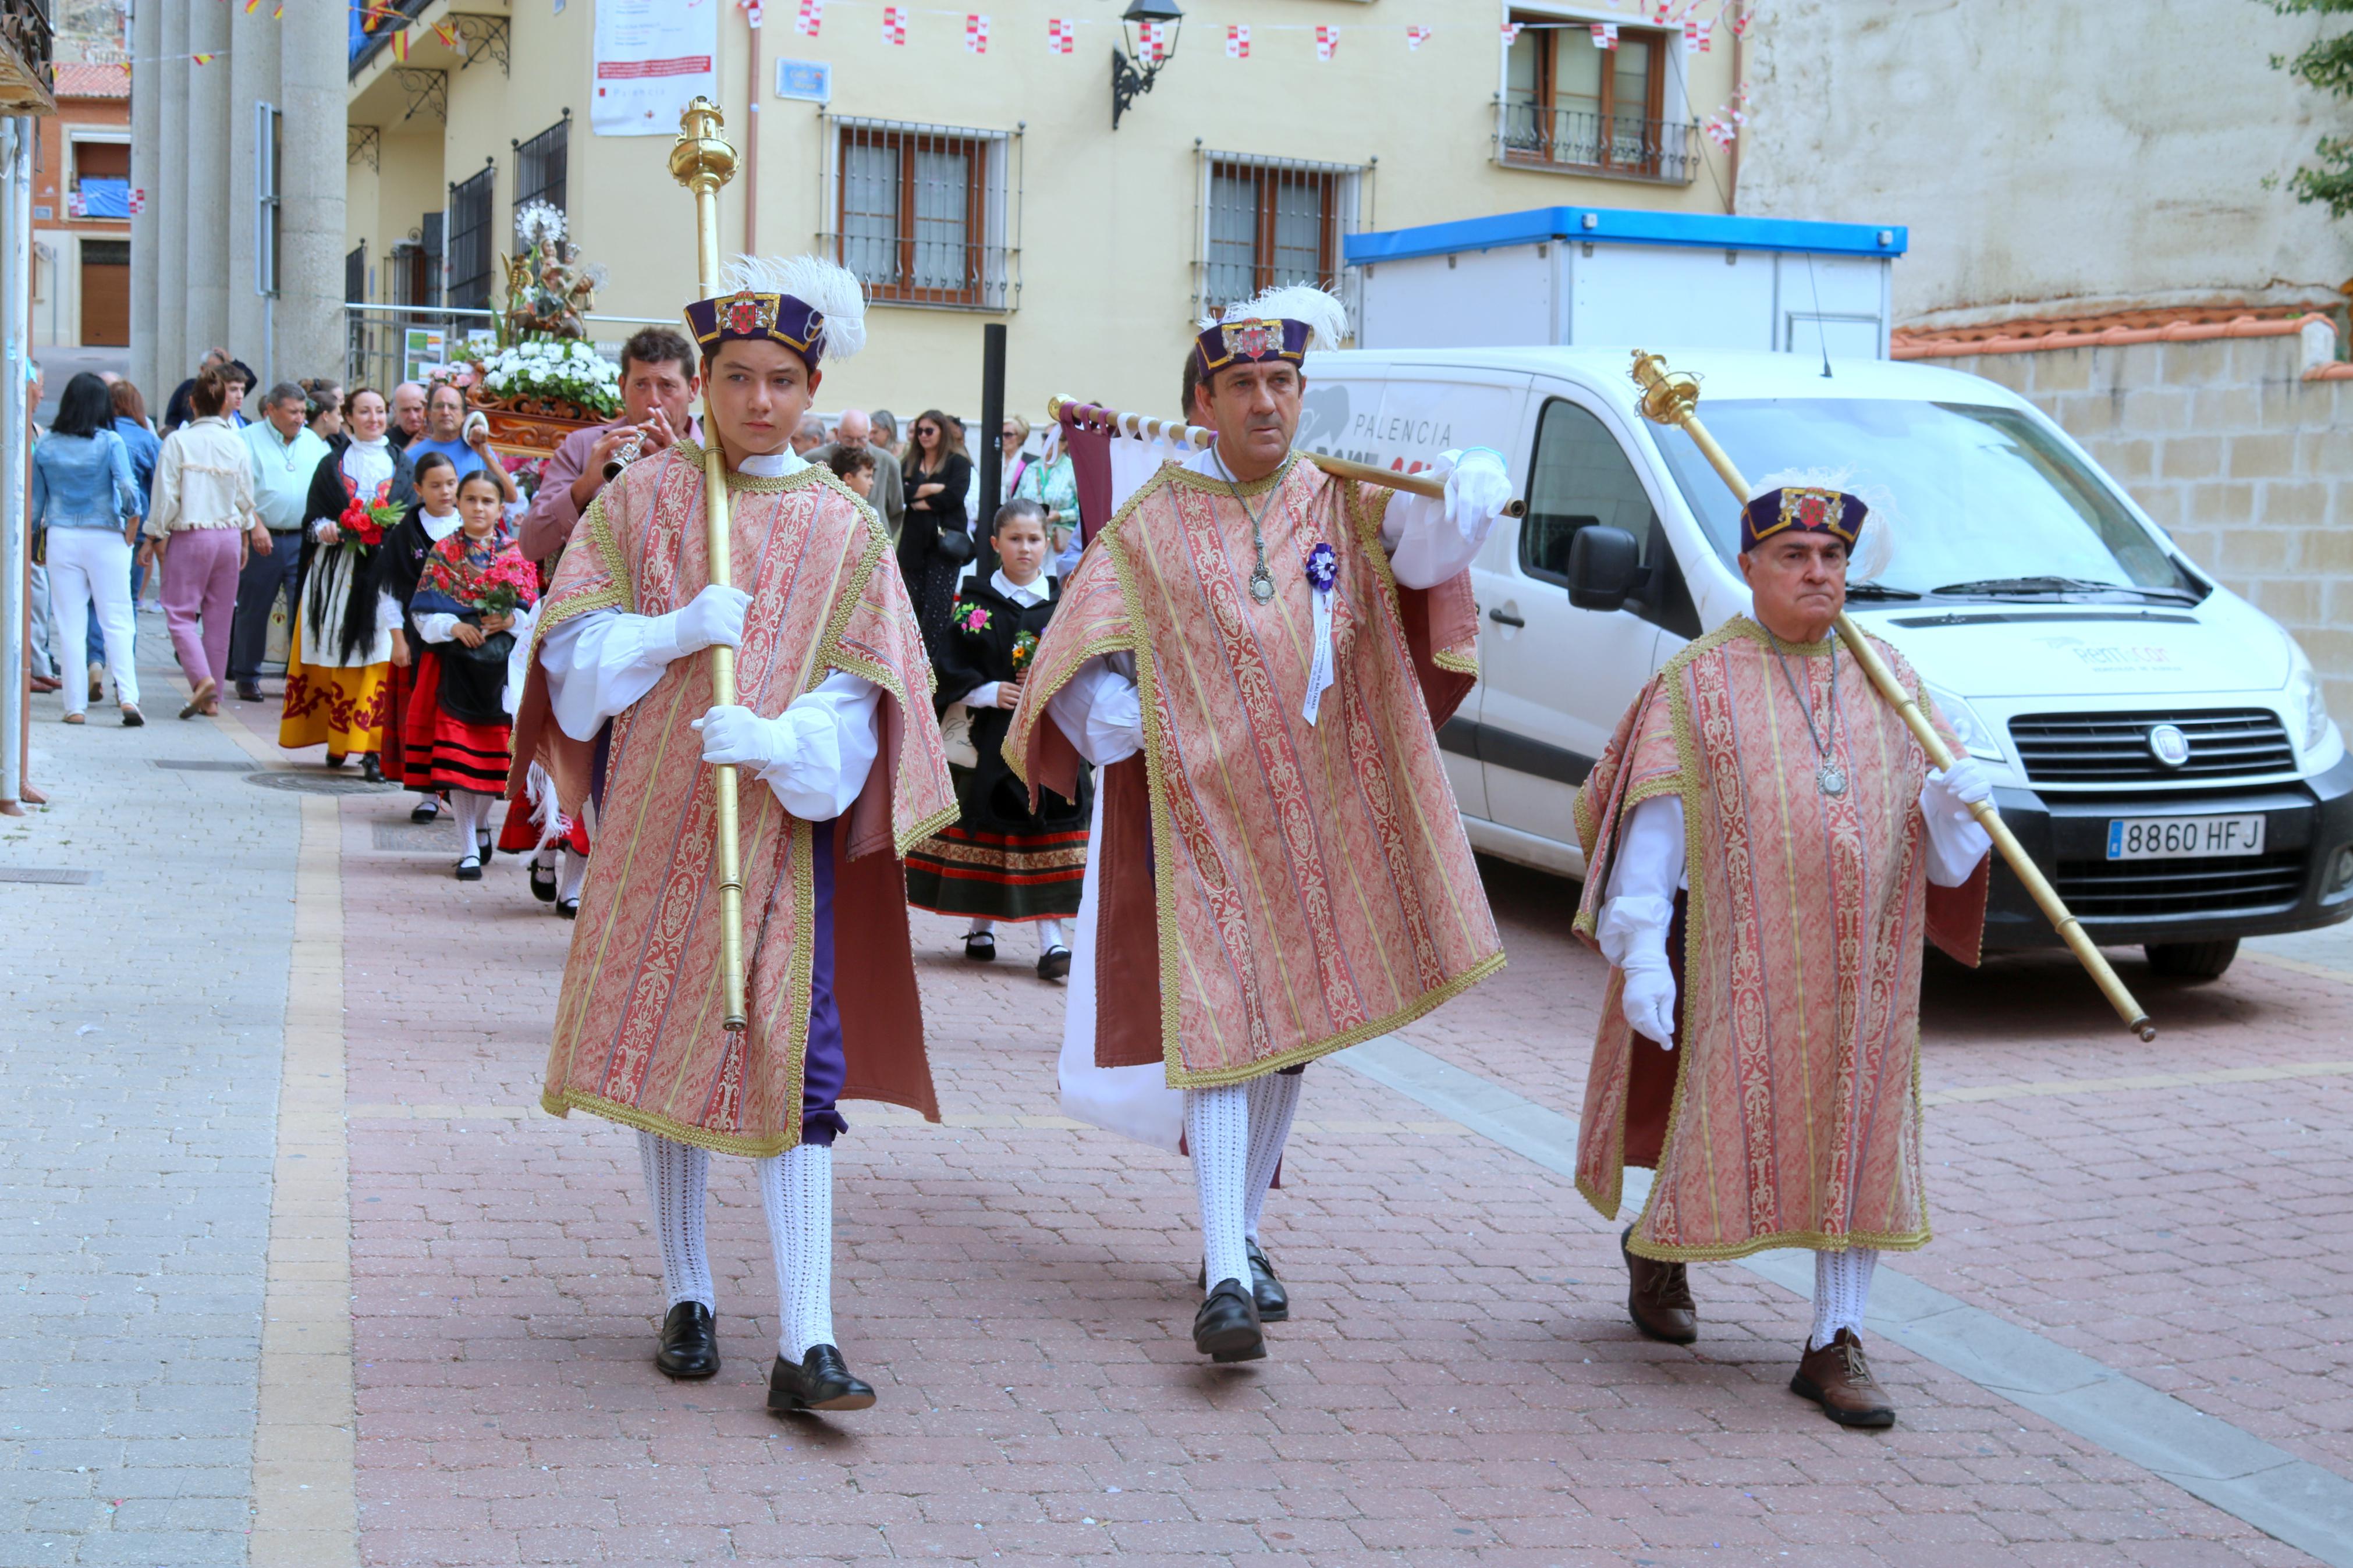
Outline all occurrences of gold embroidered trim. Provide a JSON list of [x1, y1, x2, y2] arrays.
[[671, 438, 840, 496], [1159, 450, 1298, 499], [773, 816, 817, 1150], [525, 483, 640, 663], [1615, 1220, 1932, 1265], [1162, 950, 1509, 1089], [538, 1087, 828, 1158]]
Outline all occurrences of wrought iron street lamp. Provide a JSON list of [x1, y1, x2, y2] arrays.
[[1111, 1, 1183, 129]]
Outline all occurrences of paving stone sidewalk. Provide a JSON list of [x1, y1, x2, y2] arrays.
[[332, 785, 2334, 1565], [0, 650, 302, 1567]]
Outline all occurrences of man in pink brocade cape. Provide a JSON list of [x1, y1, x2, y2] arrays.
[[1574, 483, 1993, 1429], [509, 255, 955, 1417], [1009, 285, 1517, 1366]]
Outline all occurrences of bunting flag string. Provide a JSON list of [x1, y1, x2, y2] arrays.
[[1591, 21, 1620, 49], [738, 0, 765, 27], [1046, 16, 1074, 54], [796, 0, 823, 38], [1501, 22, 1522, 45], [963, 12, 989, 54], [1224, 24, 1249, 59], [1314, 24, 1338, 61], [882, 5, 907, 44], [1406, 25, 1432, 51], [1139, 19, 1173, 61]]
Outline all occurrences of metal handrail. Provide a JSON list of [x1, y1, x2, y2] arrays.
[[1496, 102, 1701, 185], [340, 303, 679, 393]]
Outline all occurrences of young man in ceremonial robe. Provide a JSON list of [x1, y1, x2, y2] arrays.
[[1007, 287, 1518, 1364], [510, 257, 957, 1415], [1575, 485, 1993, 1427]]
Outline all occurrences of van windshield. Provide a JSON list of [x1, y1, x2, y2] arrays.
[[1652, 399, 2202, 601]]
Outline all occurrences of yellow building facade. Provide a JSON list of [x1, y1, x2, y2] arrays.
[[345, 0, 1745, 419]]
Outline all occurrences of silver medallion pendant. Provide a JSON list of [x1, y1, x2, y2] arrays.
[[1248, 567, 1276, 603], [1818, 761, 1848, 797]]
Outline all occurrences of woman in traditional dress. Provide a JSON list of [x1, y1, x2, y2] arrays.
[[398, 468, 540, 881], [372, 451, 464, 824], [904, 499, 1088, 980], [280, 387, 414, 776]]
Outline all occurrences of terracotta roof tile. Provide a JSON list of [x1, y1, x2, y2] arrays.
[[54, 62, 130, 99], [1891, 307, 2348, 380]]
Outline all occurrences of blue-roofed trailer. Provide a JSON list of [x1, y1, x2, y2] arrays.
[[1343, 207, 1910, 360]]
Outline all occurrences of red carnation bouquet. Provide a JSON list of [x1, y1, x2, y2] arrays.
[[336, 479, 403, 550]]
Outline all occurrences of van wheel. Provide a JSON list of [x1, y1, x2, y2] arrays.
[[2144, 940, 2238, 982]]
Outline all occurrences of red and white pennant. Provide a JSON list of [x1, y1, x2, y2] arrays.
[[964, 12, 989, 53], [1225, 23, 1248, 58], [793, 0, 821, 38], [1406, 24, 1432, 50], [881, 5, 907, 44], [1314, 24, 1339, 60], [1046, 16, 1073, 53], [1591, 21, 1620, 48], [1502, 21, 1522, 44], [1139, 19, 1173, 61]]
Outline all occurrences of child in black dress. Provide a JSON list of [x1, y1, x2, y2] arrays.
[[904, 500, 1090, 980]]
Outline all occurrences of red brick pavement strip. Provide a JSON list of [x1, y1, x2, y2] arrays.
[[1399, 861, 2353, 1482], [301, 765, 2323, 1568]]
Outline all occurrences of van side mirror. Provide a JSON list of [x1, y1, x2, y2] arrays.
[[1567, 525, 1643, 611]]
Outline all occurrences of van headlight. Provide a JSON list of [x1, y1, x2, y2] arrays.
[[1923, 683, 2007, 764], [2285, 646, 2335, 756]]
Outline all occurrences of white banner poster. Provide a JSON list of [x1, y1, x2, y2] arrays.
[[592, 0, 719, 137]]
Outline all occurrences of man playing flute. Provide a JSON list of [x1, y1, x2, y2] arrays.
[[1574, 485, 1993, 1427], [511, 255, 957, 1415], [1007, 286, 1517, 1364]]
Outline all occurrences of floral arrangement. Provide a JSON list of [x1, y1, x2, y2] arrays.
[[954, 601, 992, 635], [471, 339, 622, 418], [1010, 630, 1039, 674], [335, 480, 403, 550], [467, 554, 544, 618], [502, 202, 609, 344]]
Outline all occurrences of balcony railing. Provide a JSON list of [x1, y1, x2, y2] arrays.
[[1496, 102, 1700, 185], [342, 304, 672, 401], [0, 0, 55, 115]]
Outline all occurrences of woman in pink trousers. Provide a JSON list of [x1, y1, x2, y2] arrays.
[[141, 367, 254, 718]]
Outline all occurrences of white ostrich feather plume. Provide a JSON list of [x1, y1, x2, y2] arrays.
[[719, 254, 868, 362], [1218, 283, 1349, 351]]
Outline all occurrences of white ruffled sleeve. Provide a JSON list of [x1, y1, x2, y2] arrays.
[[1597, 795, 1687, 970], [540, 610, 677, 743], [754, 671, 882, 822], [1046, 655, 1144, 766], [414, 613, 460, 645]]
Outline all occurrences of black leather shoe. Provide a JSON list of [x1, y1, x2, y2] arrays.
[[768, 1345, 876, 1413], [360, 753, 384, 783], [556, 897, 580, 920], [324, 752, 347, 769], [964, 931, 996, 962], [528, 860, 558, 902], [1197, 1241, 1289, 1322], [654, 1302, 719, 1379], [1037, 945, 1071, 982], [1192, 1279, 1265, 1363], [235, 680, 262, 703], [410, 797, 439, 824]]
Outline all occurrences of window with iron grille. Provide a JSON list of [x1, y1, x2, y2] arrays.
[[1500, 16, 1697, 183], [446, 163, 495, 310], [513, 113, 569, 222], [821, 116, 1020, 311], [1195, 151, 1365, 321], [346, 242, 366, 304]]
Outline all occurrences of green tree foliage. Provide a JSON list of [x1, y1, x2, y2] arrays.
[[2265, 0, 2353, 216]]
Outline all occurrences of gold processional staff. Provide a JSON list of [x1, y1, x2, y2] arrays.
[[670, 98, 751, 1032], [1044, 394, 1527, 517], [1627, 350, 2156, 1042]]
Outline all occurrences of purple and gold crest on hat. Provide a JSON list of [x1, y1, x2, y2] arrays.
[[686, 289, 828, 371], [1740, 485, 1868, 554], [1192, 316, 1311, 379]]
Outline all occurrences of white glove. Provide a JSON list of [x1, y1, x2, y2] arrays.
[[647, 585, 750, 665], [1923, 755, 1992, 820], [1435, 446, 1514, 531], [690, 703, 793, 771], [1620, 960, 1677, 1050]]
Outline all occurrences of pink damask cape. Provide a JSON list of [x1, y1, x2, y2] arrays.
[[1008, 454, 1503, 1087], [509, 444, 958, 1155], [1573, 617, 1988, 1261]]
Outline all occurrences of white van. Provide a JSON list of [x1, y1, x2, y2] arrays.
[[1297, 346, 2353, 980]]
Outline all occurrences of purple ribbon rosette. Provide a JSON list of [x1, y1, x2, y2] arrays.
[[1303, 541, 1339, 726]]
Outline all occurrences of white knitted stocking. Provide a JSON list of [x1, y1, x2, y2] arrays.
[[1241, 1071, 1303, 1246], [634, 1130, 713, 1310], [1187, 1085, 1252, 1293], [1808, 1247, 1879, 1349], [757, 1144, 836, 1360]]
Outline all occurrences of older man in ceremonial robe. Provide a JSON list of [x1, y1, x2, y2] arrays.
[[512, 255, 956, 1416], [1575, 483, 1993, 1428], [1008, 286, 1518, 1365]]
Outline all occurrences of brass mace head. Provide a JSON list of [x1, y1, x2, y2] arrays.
[[1629, 350, 1703, 428], [669, 97, 739, 194]]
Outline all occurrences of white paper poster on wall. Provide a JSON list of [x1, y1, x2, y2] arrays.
[[591, 0, 719, 137]]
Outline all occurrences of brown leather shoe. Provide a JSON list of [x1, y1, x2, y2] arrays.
[[1790, 1329, 1896, 1427], [1623, 1226, 1698, 1344]]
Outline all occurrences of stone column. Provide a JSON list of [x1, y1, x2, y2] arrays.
[[150, 0, 190, 397], [182, 0, 230, 373], [128, 0, 161, 399], [276, 0, 348, 387], [226, 2, 276, 383]]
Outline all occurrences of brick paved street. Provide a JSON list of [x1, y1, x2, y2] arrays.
[[6, 659, 2353, 1565]]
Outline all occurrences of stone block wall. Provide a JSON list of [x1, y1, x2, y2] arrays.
[[1929, 333, 2353, 723]]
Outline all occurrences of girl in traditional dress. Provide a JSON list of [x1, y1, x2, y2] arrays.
[[904, 499, 1088, 980], [399, 468, 541, 881], [281, 387, 414, 777], [373, 451, 463, 824]]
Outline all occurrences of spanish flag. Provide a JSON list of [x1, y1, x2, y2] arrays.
[[390, 30, 409, 61], [191, 52, 214, 65]]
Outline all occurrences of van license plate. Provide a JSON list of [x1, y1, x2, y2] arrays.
[[2104, 815, 2266, 861]]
